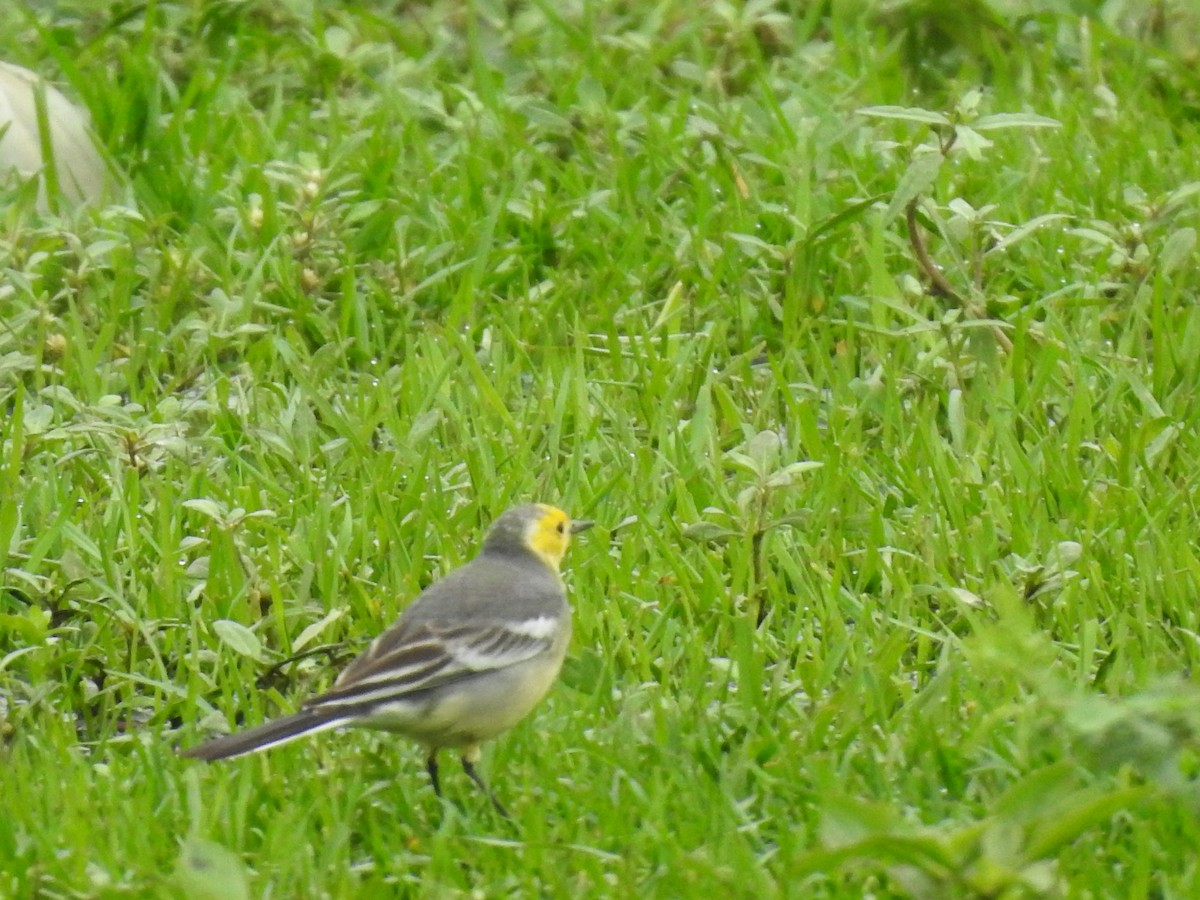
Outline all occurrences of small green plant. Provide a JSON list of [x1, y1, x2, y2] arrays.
[[684, 429, 821, 625], [859, 90, 1062, 354]]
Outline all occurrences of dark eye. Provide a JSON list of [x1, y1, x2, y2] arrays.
[[556, 522, 566, 534]]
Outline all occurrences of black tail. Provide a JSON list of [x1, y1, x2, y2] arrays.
[[180, 709, 350, 761]]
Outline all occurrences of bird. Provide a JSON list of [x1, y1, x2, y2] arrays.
[[181, 503, 593, 816]]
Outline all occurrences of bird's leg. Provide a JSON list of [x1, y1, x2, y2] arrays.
[[426, 751, 442, 797], [461, 746, 509, 818], [462, 759, 509, 818]]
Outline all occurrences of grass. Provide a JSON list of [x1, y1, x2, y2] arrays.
[[2, 0, 1200, 896]]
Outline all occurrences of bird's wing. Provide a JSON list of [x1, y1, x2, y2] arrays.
[[302, 614, 561, 713]]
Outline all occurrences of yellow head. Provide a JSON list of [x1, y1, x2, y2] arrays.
[[483, 503, 594, 572]]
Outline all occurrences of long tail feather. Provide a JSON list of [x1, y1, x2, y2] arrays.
[[180, 709, 350, 761]]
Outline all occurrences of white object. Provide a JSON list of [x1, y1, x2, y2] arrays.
[[0, 60, 110, 205]]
